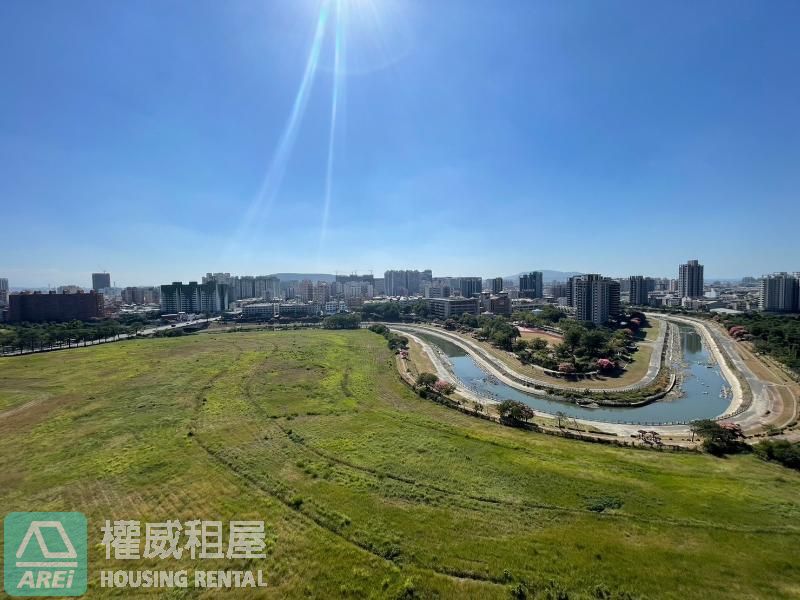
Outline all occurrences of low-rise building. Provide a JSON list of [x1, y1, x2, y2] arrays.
[[8, 290, 104, 323], [482, 293, 511, 316], [242, 303, 277, 319], [277, 303, 317, 318], [426, 297, 480, 320]]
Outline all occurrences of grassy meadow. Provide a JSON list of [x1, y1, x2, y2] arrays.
[[0, 329, 799, 599]]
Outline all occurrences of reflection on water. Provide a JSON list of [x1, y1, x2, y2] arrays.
[[684, 329, 703, 355], [417, 324, 730, 425]]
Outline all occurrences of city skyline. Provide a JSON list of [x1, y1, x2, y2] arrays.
[[4, 262, 779, 291], [2, 261, 785, 290], [3, 1, 800, 286]]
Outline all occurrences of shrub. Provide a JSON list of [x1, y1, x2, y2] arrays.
[[754, 439, 800, 470], [498, 400, 535, 425], [690, 420, 747, 456]]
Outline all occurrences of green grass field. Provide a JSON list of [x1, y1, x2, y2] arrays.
[[1, 329, 799, 599]]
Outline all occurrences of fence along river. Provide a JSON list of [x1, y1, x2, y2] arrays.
[[416, 324, 732, 425]]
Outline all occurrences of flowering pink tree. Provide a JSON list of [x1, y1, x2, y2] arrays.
[[558, 362, 576, 375], [434, 380, 456, 395], [596, 358, 616, 371]]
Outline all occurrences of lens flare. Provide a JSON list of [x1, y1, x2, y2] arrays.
[[318, 0, 346, 256], [226, 2, 332, 259]]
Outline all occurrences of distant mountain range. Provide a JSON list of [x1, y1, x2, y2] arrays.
[[271, 271, 586, 284]]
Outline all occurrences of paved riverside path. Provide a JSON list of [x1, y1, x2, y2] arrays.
[[391, 319, 668, 394], [647, 313, 781, 433]]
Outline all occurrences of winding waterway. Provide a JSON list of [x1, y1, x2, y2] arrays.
[[417, 324, 731, 425]]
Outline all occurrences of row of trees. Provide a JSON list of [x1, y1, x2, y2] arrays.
[[720, 313, 800, 375], [360, 300, 429, 321], [0, 320, 145, 353], [511, 304, 566, 327], [368, 323, 409, 351], [443, 314, 522, 350], [512, 320, 634, 374], [414, 372, 456, 397], [322, 313, 361, 329]]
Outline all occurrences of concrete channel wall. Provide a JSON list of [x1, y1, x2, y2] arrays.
[[392, 320, 669, 395]]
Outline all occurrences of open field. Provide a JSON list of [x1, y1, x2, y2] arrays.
[[1, 329, 799, 599], [518, 328, 563, 347]]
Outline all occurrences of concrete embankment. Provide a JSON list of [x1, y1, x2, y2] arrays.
[[647, 314, 746, 419], [392, 322, 669, 396]]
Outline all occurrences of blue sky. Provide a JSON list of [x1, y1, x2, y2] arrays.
[[2, 0, 799, 287]]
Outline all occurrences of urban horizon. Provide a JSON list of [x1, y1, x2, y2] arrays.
[[2, 263, 780, 291]]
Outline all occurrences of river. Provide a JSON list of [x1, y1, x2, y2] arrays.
[[417, 324, 731, 425]]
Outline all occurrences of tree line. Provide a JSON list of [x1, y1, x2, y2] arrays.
[[0, 319, 149, 353], [720, 313, 800, 375]]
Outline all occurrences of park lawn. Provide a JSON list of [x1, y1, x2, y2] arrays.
[[1, 329, 799, 599], [405, 337, 437, 380], [641, 319, 662, 342], [518, 329, 563, 347]]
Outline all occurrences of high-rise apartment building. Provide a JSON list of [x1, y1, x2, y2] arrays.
[[254, 276, 280, 301], [92, 272, 111, 291], [423, 284, 450, 298], [203, 272, 233, 286], [160, 282, 229, 314], [568, 274, 620, 326], [121, 286, 161, 304], [759, 273, 799, 312], [298, 280, 314, 302], [491, 277, 504, 294], [204, 274, 280, 302], [383, 269, 432, 296], [547, 281, 568, 300], [678, 260, 704, 299], [0, 278, 9, 307], [457, 277, 483, 298], [519, 272, 543, 299], [313, 282, 330, 304], [629, 275, 654, 306]]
